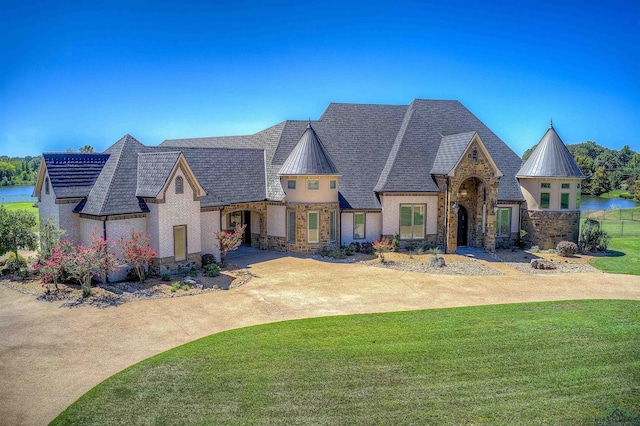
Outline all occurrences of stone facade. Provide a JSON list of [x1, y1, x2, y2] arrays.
[[521, 210, 580, 249], [287, 202, 340, 254], [443, 138, 500, 253]]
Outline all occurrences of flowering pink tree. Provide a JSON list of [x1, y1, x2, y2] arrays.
[[117, 229, 157, 283], [34, 235, 119, 297], [372, 238, 394, 263], [214, 224, 246, 267], [34, 240, 74, 293]]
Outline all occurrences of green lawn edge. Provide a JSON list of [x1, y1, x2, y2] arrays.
[[590, 238, 640, 275], [52, 300, 640, 425]]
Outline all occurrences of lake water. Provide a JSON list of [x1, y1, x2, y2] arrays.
[[581, 195, 639, 212], [0, 185, 37, 204]]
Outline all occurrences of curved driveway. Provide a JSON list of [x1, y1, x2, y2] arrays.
[[2, 254, 640, 425]]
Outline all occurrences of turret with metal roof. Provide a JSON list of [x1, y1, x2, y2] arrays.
[[278, 121, 339, 176], [517, 120, 584, 178]]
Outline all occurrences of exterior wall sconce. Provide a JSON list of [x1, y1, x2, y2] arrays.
[[453, 202, 459, 214]]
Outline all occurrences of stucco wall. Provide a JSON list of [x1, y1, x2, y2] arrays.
[[201, 210, 221, 259], [79, 217, 103, 246], [37, 170, 60, 229], [156, 169, 202, 259], [519, 178, 582, 211], [281, 176, 339, 203], [380, 194, 439, 237], [267, 205, 286, 237], [340, 211, 381, 245]]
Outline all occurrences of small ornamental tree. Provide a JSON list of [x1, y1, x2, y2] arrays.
[[372, 238, 394, 263], [38, 219, 65, 259], [68, 235, 119, 297], [34, 240, 74, 293], [0, 206, 38, 271], [214, 224, 246, 267], [118, 229, 157, 283]]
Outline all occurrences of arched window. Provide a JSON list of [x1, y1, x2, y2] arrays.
[[175, 176, 184, 194], [45, 177, 50, 195]]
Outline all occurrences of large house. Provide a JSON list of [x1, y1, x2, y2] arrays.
[[34, 99, 583, 277]]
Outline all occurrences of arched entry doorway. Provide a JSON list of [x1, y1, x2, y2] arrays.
[[227, 211, 252, 245], [457, 205, 468, 246]]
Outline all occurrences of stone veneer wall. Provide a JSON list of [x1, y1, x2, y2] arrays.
[[287, 202, 340, 254], [521, 210, 580, 249]]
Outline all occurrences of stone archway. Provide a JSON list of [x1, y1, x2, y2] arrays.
[[221, 202, 268, 250]]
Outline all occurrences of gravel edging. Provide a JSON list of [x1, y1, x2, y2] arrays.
[[365, 259, 503, 275]]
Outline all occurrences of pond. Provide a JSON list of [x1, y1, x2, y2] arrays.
[[0, 185, 36, 204], [581, 195, 639, 212]]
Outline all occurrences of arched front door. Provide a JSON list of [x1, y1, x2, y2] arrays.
[[457, 205, 468, 246]]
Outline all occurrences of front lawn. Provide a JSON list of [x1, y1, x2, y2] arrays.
[[1, 201, 39, 226], [591, 238, 640, 275], [52, 300, 640, 425]]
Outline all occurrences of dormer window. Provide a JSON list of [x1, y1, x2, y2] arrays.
[[175, 176, 184, 194], [45, 177, 50, 195]]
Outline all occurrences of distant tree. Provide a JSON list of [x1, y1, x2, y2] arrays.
[[634, 179, 640, 201], [618, 145, 632, 166], [79, 145, 94, 153], [589, 166, 610, 196], [0, 206, 38, 270], [522, 143, 538, 161], [66, 148, 74, 152]]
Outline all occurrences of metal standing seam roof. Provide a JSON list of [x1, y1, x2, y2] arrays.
[[517, 123, 584, 178], [278, 122, 339, 175], [42, 153, 110, 198]]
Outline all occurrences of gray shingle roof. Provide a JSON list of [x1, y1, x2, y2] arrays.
[[430, 132, 477, 175], [81, 134, 153, 215], [517, 124, 584, 178], [43, 153, 109, 198], [278, 122, 339, 175], [136, 152, 181, 198]]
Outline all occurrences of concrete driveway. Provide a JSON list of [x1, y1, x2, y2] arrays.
[[2, 255, 640, 425]]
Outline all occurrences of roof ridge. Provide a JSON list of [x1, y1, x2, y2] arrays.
[[374, 104, 415, 192], [95, 136, 129, 214]]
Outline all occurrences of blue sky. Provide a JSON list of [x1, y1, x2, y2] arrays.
[[1, 0, 638, 157]]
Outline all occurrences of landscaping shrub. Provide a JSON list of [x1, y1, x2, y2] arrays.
[[161, 273, 171, 281], [349, 242, 361, 253], [372, 238, 394, 263], [331, 249, 347, 259], [580, 219, 610, 252], [391, 233, 400, 252], [556, 241, 578, 257], [530, 245, 540, 253], [5, 253, 26, 272], [319, 246, 330, 257], [170, 282, 180, 292], [360, 242, 374, 255], [204, 263, 220, 277], [201, 253, 217, 267]]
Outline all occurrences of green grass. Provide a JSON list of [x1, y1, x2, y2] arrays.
[[582, 207, 640, 237], [52, 300, 640, 425], [600, 189, 634, 199], [0, 201, 39, 227], [591, 238, 640, 275]]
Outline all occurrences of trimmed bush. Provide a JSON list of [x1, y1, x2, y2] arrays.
[[556, 241, 578, 257], [580, 219, 610, 252], [204, 263, 220, 277]]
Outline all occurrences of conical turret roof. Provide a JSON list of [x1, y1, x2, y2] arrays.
[[517, 121, 584, 178], [278, 122, 339, 175]]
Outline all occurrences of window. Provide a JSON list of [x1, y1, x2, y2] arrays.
[[540, 192, 550, 209], [576, 192, 581, 209], [561, 193, 569, 209], [308, 211, 319, 243], [288, 180, 296, 190], [45, 177, 50, 195], [577, 183, 581, 189], [541, 183, 551, 189], [496, 208, 511, 237], [472, 150, 478, 163], [287, 210, 296, 243], [308, 180, 319, 190], [175, 176, 184, 194], [330, 210, 337, 242], [330, 180, 336, 189], [399, 204, 425, 239], [561, 183, 570, 189], [353, 212, 366, 240], [173, 225, 187, 261]]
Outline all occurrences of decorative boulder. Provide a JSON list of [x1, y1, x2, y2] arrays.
[[530, 259, 556, 270], [429, 257, 446, 268]]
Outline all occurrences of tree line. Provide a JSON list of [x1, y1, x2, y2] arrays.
[[0, 146, 94, 187], [524, 141, 640, 199]]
